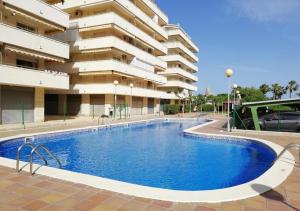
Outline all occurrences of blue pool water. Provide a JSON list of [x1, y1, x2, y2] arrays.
[[0, 119, 276, 191]]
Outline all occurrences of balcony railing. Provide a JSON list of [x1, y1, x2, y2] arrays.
[[164, 41, 198, 62], [70, 12, 167, 55], [73, 36, 166, 69], [159, 68, 198, 82], [0, 23, 69, 59], [56, 0, 167, 39], [0, 64, 69, 89], [160, 55, 198, 72], [3, 0, 69, 28], [159, 80, 198, 91]]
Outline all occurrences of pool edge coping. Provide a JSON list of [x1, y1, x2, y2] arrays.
[[0, 118, 295, 203]]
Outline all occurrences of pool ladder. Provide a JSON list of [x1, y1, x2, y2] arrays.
[[273, 143, 300, 167], [16, 138, 62, 175]]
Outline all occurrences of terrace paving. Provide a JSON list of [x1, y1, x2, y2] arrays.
[[0, 114, 299, 211]]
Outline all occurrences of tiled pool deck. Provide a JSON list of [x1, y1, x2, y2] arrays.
[[0, 114, 299, 211]]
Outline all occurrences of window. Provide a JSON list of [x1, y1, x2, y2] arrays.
[[16, 22, 35, 33], [16, 59, 38, 69]]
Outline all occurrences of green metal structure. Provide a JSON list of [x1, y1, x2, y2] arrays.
[[242, 98, 300, 131]]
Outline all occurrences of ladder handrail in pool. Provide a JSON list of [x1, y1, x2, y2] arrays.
[[273, 143, 300, 167], [30, 144, 62, 175], [16, 143, 48, 172]]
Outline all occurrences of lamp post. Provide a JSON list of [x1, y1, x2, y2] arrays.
[[113, 80, 119, 119], [225, 68, 233, 132], [129, 83, 133, 118], [233, 84, 238, 106]]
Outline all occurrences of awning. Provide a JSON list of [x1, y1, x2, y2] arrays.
[[79, 70, 134, 78], [4, 5, 64, 31], [5, 45, 65, 63], [79, 24, 112, 32], [81, 48, 112, 54]]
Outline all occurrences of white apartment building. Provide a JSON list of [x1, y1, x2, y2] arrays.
[[158, 24, 198, 99], [47, 0, 199, 118], [0, 0, 199, 124], [0, 0, 69, 124]]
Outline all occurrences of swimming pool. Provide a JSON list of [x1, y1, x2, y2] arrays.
[[0, 119, 277, 191]]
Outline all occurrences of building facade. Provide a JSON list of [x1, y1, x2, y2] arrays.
[[49, 0, 199, 118], [0, 0, 199, 124], [0, 0, 69, 124]]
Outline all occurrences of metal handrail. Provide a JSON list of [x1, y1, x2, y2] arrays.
[[16, 143, 47, 172], [30, 144, 62, 175], [273, 143, 300, 167]]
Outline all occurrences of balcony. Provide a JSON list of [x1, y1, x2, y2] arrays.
[[0, 64, 69, 89], [3, 0, 69, 29], [160, 55, 198, 72], [51, 59, 167, 84], [0, 23, 69, 59], [73, 36, 166, 69], [70, 12, 167, 55], [164, 41, 198, 62], [68, 83, 177, 99], [135, 0, 168, 24], [159, 80, 198, 91], [56, 0, 168, 39], [166, 27, 199, 53], [159, 68, 198, 82]]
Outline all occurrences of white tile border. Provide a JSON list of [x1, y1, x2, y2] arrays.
[[0, 118, 295, 203]]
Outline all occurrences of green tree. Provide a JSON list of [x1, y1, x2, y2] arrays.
[[297, 93, 300, 98], [271, 83, 287, 99], [286, 80, 299, 98], [259, 84, 271, 95], [239, 87, 267, 102]]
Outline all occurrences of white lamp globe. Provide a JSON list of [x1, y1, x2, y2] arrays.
[[129, 83, 134, 88], [233, 84, 238, 89], [113, 80, 119, 85], [225, 68, 233, 78]]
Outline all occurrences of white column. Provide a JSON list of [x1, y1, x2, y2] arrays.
[[104, 94, 113, 116], [34, 88, 44, 122], [81, 94, 90, 116], [142, 97, 148, 115]]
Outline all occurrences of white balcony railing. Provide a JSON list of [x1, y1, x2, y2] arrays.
[[139, 0, 168, 24], [0, 64, 69, 89], [159, 80, 198, 91], [56, 0, 167, 39], [69, 83, 177, 99], [70, 12, 167, 55], [160, 55, 198, 72], [0, 23, 69, 59], [159, 68, 198, 82], [73, 36, 166, 69], [167, 28, 199, 53], [3, 0, 69, 28], [164, 41, 198, 62], [51, 59, 167, 84]]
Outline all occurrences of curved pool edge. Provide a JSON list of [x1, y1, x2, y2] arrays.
[[0, 118, 295, 203]]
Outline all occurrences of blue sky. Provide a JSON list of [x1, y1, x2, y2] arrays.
[[156, 0, 300, 96]]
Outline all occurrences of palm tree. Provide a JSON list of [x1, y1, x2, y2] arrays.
[[271, 83, 286, 100], [259, 84, 270, 95], [286, 80, 299, 98], [297, 93, 300, 98]]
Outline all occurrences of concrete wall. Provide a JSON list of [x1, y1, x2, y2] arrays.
[[1, 86, 34, 124], [34, 88, 44, 122]]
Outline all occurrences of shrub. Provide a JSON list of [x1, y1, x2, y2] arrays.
[[201, 104, 214, 112], [163, 104, 180, 115]]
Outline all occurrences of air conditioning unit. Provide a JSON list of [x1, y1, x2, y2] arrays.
[[75, 10, 83, 17]]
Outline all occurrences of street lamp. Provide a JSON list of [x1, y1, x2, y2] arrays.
[[129, 83, 133, 117], [233, 84, 238, 105], [225, 68, 233, 132], [113, 80, 119, 119]]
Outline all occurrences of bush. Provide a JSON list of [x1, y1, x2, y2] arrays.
[[163, 104, 180, 115], [201, 104, 214, 112]]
